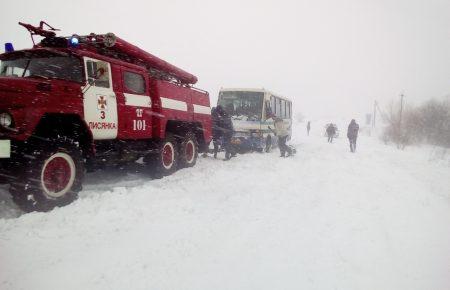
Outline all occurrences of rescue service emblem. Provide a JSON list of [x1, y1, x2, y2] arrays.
[[97, 95, 108, 110]]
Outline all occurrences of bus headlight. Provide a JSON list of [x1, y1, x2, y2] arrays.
[[251, 130, 262, 137], [0, 113, 13, 128], [231, 138, 242, 145]]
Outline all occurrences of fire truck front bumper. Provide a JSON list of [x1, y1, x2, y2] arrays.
[[0, 140, 11, 158], [231, 132, 266, 151], [0, 139, 25, 183]]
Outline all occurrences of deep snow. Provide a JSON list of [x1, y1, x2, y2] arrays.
[[0, 121, 449, 290]]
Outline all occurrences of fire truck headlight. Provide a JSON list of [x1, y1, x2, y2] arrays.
[[69, 35, 80, 47], [0, 113, 12, 128]]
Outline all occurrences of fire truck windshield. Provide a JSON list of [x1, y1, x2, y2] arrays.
[[0, 51, 83, 83], [218, 91, 264, 121]]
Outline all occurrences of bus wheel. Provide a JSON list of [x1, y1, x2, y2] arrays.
[[179, 132, 198, 168]]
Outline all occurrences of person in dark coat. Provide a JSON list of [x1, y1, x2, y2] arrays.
[[326, 123, 336, 143], [347, 119, 359, 152], [211, 107, 222, 158], [307, 121, 311, 136], [216, 105, 236, 160]]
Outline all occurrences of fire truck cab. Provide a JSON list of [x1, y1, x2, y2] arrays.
[[0, 22, 212, 212]]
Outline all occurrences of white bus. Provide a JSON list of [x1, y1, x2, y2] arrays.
[[217, 88, 292, 152]]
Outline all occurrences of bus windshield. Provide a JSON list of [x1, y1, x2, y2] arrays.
[[218, 91, 264, 121], [0, 51, 83, 83]]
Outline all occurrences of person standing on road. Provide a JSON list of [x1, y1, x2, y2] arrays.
[[211, 107, 222, 158], [347, 119, 359, 152], [265, 134, 272, 153], [326, 123, 336, 143], [307, 121, 311, 136], [218, 105, 236, 161], [270, 117, 292, 157]]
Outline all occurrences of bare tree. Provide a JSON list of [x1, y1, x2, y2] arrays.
[[382, 97, 450, 148]]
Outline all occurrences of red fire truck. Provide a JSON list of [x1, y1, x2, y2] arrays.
[[0, 22, 212, 212]]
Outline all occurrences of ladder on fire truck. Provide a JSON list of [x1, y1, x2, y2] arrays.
[[19, 21, 198, 86]]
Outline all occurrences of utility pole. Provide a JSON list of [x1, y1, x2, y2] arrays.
[[397, 93, 405, 149], [399, 93, 404, 129]]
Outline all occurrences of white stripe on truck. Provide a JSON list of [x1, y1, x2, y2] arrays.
[[193, 104, 211, 115], [160, 97, 188, 112], [124, 93, 152, 108], [0, 140, 11, 158]]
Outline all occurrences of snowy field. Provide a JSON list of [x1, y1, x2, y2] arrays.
[[0, 121, 449, 290]]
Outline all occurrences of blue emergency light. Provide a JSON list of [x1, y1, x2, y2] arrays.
[[5, 43, 14, 52], [69, 35, 79, 47]]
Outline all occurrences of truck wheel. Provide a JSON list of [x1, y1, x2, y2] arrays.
[[0, 175, 9, 185], [179, 132, 198, 168], [9, 140, 84, 212], [150, 133, 178, 177]]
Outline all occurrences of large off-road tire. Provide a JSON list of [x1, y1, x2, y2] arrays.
[[178, 132, 198, 168], [0, 175, 9, 185], [148, 133, 179, 178], [9, 140, 84, 212]]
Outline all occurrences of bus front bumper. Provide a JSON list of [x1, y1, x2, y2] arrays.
[[231, 133, 266, 151]]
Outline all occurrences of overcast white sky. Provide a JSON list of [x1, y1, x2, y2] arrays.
[[1, 0, 449, 121]]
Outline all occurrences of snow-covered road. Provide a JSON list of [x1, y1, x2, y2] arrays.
[[1, 122, 449, 290]]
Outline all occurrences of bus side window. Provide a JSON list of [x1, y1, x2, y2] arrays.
[[274, 98, 278, 117], [270, 96, 276, 116], [285, 102, 288, 118], [265, 100, 272, 118], [284, 101, 288, 118], [275, 98, 279, 117], [286, 101, 288, 119]]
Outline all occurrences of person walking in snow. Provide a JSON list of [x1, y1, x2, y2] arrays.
[[307, 121, 311, 136], [326, 123, 336, 143], [269, 116, 292, 157], [347, 119, 359, 152]]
